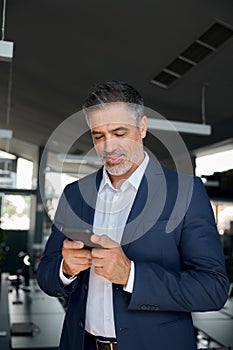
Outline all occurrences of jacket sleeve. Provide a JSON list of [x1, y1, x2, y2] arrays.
[[128, 177, 230, 312], [37, 188, 79, 298]]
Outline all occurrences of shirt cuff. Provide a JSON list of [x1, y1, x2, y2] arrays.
[[59, 259, 77, 286], [123, 261, 135, 293]]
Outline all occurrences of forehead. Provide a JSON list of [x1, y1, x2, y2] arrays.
[[87, 102, 136, 129]]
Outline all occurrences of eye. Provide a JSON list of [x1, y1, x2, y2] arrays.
[[115, 132, 126, 137], [94, 135, 104, 140]]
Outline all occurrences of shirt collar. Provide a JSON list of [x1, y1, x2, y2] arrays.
[[99, 152, 149, 193]]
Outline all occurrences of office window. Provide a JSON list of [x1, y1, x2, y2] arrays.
[[0, 151, 34, 189], [195, 149, 233, 176], [16, 158, 33, 189], [195, 148, 233, 235], [45, 171, 77, 221], [0, 194, 31, 230]]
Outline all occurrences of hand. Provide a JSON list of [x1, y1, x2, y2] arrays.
[[90, 235, 131, 285], [62, 239, 92, 277]]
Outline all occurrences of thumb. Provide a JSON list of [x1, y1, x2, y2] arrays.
[[91, 234, 119, 249]]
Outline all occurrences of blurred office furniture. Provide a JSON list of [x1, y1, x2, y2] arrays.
[[193, 295, 233, 348], [0, 273, 65, 350], [0, 230, 28, 274], [204, 170, 233, 199], [0, 273, 10, 350], [199, 348, 232, 349], [221, 234, 233, 283], [203, 170, 233, 285]]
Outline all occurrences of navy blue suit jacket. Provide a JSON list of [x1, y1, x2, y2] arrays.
[[37, 158, 229, 350]]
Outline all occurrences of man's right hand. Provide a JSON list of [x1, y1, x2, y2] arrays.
[[62, 239, 92, 277]]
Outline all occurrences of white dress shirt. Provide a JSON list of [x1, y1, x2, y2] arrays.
[[60, 153, 149, 338]]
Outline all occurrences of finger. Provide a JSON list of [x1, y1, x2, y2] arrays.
[[91, 234, 119, 249], [91, 247, 107, 258], [63, 256, 92, 275], [63, 239, 84, 249], [92, 257, 104, 267], [63, 248, 92, 260], [64, 263, 91, 276], [71, 257, 92, 265], [93, 266, 107, 278]]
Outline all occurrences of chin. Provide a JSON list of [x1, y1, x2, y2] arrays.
[[106, 163, 133, 176]]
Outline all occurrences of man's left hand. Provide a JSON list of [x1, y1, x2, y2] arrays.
[[90, 234, 131, 285]]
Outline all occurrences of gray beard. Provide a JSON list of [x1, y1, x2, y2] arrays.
[[104, 143, 143, 176]]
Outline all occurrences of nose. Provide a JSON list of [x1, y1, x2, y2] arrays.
[[103, 136, 118, 153]]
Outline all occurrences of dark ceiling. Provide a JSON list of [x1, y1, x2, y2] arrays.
[[0, 0, 233, 163]]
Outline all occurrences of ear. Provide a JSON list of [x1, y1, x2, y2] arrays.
[[139, 116, 147, 139]]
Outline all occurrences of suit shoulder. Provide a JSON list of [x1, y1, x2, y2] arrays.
[[63, 168, 102, 195], [160, 164, 201, 184], [158, 164, 204, 197]]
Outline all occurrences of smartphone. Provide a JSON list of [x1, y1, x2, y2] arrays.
[[62, 228, 102, 249]]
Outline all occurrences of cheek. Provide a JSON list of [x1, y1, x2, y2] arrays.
[[125, 138, 142, 151], [93, 141, 103, 154]]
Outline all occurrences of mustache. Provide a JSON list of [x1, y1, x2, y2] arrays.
[[100, 149, 125, 158]]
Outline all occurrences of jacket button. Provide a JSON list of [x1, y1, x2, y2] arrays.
[[140, 304, 148, 310], [140, 304, 160, 311], [84, 284, 88, 291], [79, 321, 84, 329]]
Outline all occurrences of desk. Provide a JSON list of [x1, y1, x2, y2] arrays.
[[192, 310, 230, 321], [192, 318, 233, 347], [0, 273, 11, 350], [10, 314, 65, 350], [8, 280, 64, 316], [220, 297, 233, 318], [8, 278, 65, 349], [192, 299, 233, 348]]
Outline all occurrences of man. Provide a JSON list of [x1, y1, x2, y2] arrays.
[[37, 81, 229, 350]]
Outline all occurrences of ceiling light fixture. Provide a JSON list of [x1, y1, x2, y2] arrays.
[[151, 20, 233, 88], [0, 129, 13, 138], [147, 84, 211, 135], [0, 40, 14, 61], [0, 0, 14, 61], [147, 118, 211, 135]]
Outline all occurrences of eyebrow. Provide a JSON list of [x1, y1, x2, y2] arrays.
[[92, 126, 128, 135]]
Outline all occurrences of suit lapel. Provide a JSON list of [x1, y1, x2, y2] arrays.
[[121, 158, 166, 252], [78, 160, 166, 248], [75, 167, 103, 229]]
